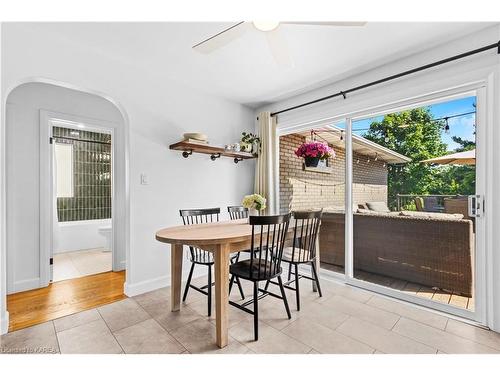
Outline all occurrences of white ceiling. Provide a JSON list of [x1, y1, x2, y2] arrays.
[[20, 22, 494, 108]]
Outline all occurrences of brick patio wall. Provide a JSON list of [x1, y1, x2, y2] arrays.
[[279, 134, 388, 213]]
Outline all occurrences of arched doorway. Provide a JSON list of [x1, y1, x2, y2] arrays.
[[2, 81, 130, 332]]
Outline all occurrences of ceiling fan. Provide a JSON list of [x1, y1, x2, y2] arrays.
[[192, 21, 367, 67]]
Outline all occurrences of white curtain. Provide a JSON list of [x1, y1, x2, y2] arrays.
[[254, 112, 279, 214]]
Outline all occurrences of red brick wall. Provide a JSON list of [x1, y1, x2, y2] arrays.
[[279, 134, 388, 213]]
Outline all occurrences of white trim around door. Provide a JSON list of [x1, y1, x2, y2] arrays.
[[39, 110, 122, 288]]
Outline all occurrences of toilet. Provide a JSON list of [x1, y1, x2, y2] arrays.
[[98, 225, 112, 252]]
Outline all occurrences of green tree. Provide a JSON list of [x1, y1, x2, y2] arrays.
[[435, 165, 475, 196], [435, 136, 475, 195], [363, 108, 448, 208], [451, 136, 475, 152]]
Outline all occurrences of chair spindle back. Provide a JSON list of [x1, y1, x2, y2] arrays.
[[227, 206, 249, 220], [290, 210, 323, 263], [179, 208, 220, 263], [248, 214, 291, 280]]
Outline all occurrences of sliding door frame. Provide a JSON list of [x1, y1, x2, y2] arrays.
[[342, 83, 487, 324], [277, 81, 490, 324]]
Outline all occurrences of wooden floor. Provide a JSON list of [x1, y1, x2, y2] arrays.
[[321, 263, 474, 310], [6, 271, 126, 332]]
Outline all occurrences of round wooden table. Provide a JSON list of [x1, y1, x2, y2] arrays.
[[156, 219, 255, 348]]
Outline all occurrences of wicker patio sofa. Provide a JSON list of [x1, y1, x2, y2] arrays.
[[319, 211, 474, 296]]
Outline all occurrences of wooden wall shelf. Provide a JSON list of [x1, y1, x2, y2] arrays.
[[169, 140, 256, 163]]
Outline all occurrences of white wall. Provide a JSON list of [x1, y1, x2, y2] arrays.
[[258, 25, 500, 331], [1, 23, 255, 305], [55, 219, 110, 254], [5, 82, 127, 293], [0, 22, 9, 335]]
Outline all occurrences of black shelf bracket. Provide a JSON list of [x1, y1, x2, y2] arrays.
[[210, 153, 221, 161], [234, 157, 244, 164], [182, 150, 193, 158]]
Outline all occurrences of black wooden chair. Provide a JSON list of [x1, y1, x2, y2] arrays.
[[267, 210, 323, 311], [179, 208, 244, 316], [227, 205, 249, 220], [179, 208, 219, 316], [226, 206, 249, 299], [228, 214, 292, 341]]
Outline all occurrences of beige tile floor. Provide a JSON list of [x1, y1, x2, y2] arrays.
[[53, 248, 112, 282], [1, 276, 500, 354]]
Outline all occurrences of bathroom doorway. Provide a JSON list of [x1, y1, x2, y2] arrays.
[[51, 121, 113, 282]]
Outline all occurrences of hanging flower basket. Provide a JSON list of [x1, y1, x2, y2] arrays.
[[295, 141, 335, 167], [304, 156, 320, 167]]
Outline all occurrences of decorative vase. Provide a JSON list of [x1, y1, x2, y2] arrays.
[[249, 208, 259, 217], [304, 156, 320, 167]]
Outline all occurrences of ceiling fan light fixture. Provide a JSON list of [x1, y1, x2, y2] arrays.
[[253, 21, 280, 32]]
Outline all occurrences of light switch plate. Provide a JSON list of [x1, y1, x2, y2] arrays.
[[140, 173, 148, 185]]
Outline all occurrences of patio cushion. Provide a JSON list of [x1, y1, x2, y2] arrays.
[[322, 204, 358, 213], [399, 211, 464, 220], [357, 209, 400, 216], [365, 201, 390, 212], [324, 205, 345, 212]]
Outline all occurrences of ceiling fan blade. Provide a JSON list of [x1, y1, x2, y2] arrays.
[[192, 22, 250, 53], [282, 21, 367, 27], [265, 29, 294, 68]]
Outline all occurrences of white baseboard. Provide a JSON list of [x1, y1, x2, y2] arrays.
[[1, 310, 9, 335], [124, 275, 170, 297], [123, 268, 206, 297]]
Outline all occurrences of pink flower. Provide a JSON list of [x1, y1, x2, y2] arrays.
[[295, 141, 335, 160]]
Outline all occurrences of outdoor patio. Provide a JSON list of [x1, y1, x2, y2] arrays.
[[320, 263, 474, 310]]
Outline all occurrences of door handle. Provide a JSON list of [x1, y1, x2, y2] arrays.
[[468, 195, 482, 218]]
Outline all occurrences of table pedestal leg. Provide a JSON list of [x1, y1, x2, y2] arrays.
[[214, 243, 230, 348], [171, 244, 183, 312]]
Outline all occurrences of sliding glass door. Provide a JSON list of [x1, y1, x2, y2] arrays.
[[278, 121, 346, 275], [345, 90, 485, 322], [277, 86, 486, 323]]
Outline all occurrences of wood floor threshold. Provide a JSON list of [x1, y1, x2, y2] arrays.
[[6, 271, 126, 332]]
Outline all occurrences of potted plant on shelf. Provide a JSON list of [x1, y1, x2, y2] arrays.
[[295, 141, 335, 167], [240, 132, 261, 156], [242, 194, 267, 216]]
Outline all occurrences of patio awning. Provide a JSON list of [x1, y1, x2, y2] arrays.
[[421, 149, 475, 165], [298, 125, 411, 164]]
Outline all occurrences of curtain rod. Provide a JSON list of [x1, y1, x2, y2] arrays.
[[270, 40, 500, 118]]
